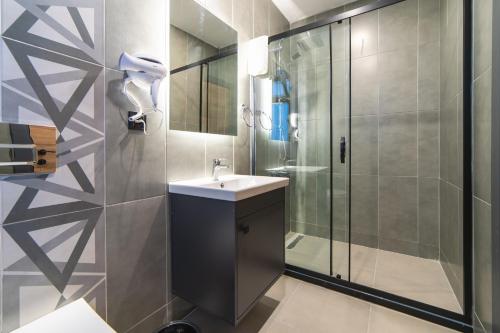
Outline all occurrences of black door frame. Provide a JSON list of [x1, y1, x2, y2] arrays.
[[261, 0, 474, 331]]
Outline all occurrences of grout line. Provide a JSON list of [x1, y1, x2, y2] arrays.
[[103, 0, 108, 321], [474, 312, 487, 333], [182, 306, 198, 321], [473, 195, 492, 207], [366, 305, 373, 333], [438, 0, 442, 263], [124, 304, 168, 333], [437, 252, 463, 312], [105, 194, 167, 208], [2, 205, 104, 227], [1, 36, 104, 68], [416, 0, 420, 247], [376, 8, 380, 251]]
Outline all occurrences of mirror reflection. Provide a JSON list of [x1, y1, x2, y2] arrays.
[[169, 0, 238, 135]]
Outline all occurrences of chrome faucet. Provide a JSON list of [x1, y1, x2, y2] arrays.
[[212, 158, 229, 181]]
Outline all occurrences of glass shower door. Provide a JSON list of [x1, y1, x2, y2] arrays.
[[255, 22, 349, 279]]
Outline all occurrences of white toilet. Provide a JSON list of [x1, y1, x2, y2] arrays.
[[12, 299, 116, 333]]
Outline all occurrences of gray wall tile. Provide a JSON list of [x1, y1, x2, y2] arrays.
[[351, 55, 378, 116], [379, 47, 418, 114], [473, 197, 492, 332], [439, 180, 461, 292], [351, 175, 378, 244], [440, 0, 459, 107], [105, 69, 166, 205], [166, 131, 206, 181], [105, 0, 166, 69], [379, 176, 418, 243], [379, 113, 418, 177], [418, 178, 439, 249], [441, 98, 460, 186], [316, 172, 331, 228], [106, 196, 167, 332], [290, 172, 317, 225], [472, 0, 493, 327], [473, 69, 492, 202], [418, 0, 440, 45], [379, 0, 418, 53], [347, 1, 443, 258], [351, 11, 379, 59], [332, 175, 347, 240], [351, 115, 378, 175], [418, 42, 440, 112], [418, 111, 440, 178], [473, 0, 492, 79]]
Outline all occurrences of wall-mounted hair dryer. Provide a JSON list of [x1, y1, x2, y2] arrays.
[[118, 52, 167, 128]]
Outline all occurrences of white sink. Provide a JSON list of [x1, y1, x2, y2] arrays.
[[168, 175, 289, 201]]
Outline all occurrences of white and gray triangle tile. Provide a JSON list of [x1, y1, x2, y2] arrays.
[[1, 208, 106, 332], [2, 274, 106, 332], [0, 1, 107, 332], [0, 37, 105, 224], [1, 0, 104, 64]]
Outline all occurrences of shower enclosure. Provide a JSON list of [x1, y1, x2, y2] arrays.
[[253, 0, 471, 329]]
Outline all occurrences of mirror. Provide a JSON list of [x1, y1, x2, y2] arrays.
[[169, 0, 238, 135]]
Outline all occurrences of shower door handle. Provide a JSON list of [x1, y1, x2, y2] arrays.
[[340, 136, 346, 164]]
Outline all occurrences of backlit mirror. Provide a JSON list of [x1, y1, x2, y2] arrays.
[[169, 0, 238, 135]]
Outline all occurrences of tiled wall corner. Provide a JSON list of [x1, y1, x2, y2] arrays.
[[439, 0, 465, 310], [472, 0, 493, 331]]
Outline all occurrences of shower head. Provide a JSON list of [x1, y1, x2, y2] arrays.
[[292, 33, 325, 61], [296, 40, 311, 52]]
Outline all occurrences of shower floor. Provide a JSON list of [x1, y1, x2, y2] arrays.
[[285, 233, 462, 313]]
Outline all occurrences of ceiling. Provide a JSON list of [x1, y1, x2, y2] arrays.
[[272, 0, 358, 23]]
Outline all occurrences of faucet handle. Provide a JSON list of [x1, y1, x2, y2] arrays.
[[213, 158, 228, 166]]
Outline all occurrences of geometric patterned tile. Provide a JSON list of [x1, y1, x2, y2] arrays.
[[2, 0, 104, 65], [0, 37, 105, 224], [0, 1, 106, 331], [1, 208, 105, 332], [2, 274, 106, 332]]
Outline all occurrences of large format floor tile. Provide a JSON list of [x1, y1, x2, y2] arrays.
[[285, 233, 462, 313], [184, 276, 458, 333]]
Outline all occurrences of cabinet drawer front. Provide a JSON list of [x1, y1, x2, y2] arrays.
[[236, 188, 285, 219], [236, 200, 285, 318]]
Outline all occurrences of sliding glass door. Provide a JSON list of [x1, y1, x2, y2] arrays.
[[254, 0, 467, 319], [255, 21, 350, 279]]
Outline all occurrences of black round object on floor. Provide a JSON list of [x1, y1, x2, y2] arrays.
[[154, 321, 200, 333]]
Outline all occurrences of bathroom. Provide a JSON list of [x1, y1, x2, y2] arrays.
[[0, 0, 497, 332]]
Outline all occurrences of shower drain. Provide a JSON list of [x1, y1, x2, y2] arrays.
[[286, 234, 304, 249]]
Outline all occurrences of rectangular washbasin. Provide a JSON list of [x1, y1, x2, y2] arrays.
[[168, 175, 289, 201]]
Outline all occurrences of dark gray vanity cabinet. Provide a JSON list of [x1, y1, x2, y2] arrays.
[[170, 188, 285, 325]]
